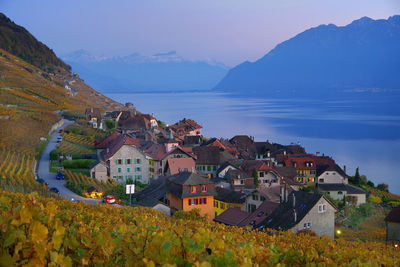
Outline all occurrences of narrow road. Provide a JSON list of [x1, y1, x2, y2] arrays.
[[37, 119, 101, 204]]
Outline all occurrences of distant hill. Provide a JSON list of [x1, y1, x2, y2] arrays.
[[0, 13, 70, 72], [62, 50, 229, 92], [214, 15, 400, 96]]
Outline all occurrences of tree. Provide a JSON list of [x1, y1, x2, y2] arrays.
[[105, 119, 115, 130], [252, 168, 259, 188], [350, 167, 361, 186], [376, 183, 389, 192]]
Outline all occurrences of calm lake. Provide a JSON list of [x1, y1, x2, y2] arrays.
[[107, 91, 400, 194]]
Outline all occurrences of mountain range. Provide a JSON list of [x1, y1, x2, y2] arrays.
[[214, 15, 400, 97], [62, 50, 229, 92]]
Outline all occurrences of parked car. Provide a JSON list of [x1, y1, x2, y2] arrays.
[[56, 171, 65, 180], [103, 195, 116, 204], [57, 136, 63, 143], [50, 187, 59, 194], [58, 129, 63, 133]]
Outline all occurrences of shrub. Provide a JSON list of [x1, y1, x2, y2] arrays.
[[369, 195, 382, 204], [49, 149, 59, 161], [62, 159, 96, 169]]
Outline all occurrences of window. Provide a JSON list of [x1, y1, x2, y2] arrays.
[[190, 185, 196, 194], [310, 170, 316, 175], [126, 159, 132, 165], [260, 196, 266, 201], [201, 185, 207, 193], [303, 222, 311, 229], [118, 168, 122, 173], [135, 175, 142, 180], [202, 166, 205, 171], [318, 204, 327, 213], [259, 172, 264, 177], [319, 178, 324, 183], [117, 159, 122, 165], [207, 166, 211, 171], [127, 168, 131, 173], [136, 167, 141, 172], [338, 191, 343, 195], [252, 194, 259, 201], [214, 200, 218, 207], [136, 159, 141, 164], [240, 179, 244, 185], [188, 199, 197, 206], [200, 198, 207, 204], [213, 166, 217, 171], [221, 203, 225, 209]]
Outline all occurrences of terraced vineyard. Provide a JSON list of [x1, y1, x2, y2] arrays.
[[58, 140, 95, 155], [0, 149, 46, 193]]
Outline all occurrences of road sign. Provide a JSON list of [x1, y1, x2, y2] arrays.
[[126, 184, 135, 194]]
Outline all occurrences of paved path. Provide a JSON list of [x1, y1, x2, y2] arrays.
[[37, 119, 101, 204]]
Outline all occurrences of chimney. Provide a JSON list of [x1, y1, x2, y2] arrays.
[[280, 185, 284, 203], [293, 209, 297, 222], [283, 150, 286, 155], [343, 165, 347, 174], [106, 148, 109, 153], [267, 151, 271, 158], [316, 152, 320, 156]]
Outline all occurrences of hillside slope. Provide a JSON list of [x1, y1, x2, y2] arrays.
[[214, 15, 400, 96], [0, 13, 122, 194], [0, 13, 70, 73]]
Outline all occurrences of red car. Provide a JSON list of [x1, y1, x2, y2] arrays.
[[103, 195, 116, 204], [58, 129, 63, 133]]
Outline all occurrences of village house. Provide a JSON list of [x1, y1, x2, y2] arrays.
[[164, 157, 196, 176], [241, 160, 281, 187], [316, 164, 366, 206], [214, 187, 246, 216], [168, 119, 203, 138], [90, 135, 150, 184], [193, 146, 235, 178], [256, 190, 337, 238], [385, 207, 400, 243], [224, 169, 254, 191], [276, 154, 317, 183], [85, 107, 103, 129], [245, 185, 289, 212], [166, 172, 216, 221]]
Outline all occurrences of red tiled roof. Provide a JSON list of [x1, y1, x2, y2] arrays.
[[142, 142, 166, 161], [167, 158, 196, 175], [102, 135, 141, 160], [240, 160, 274, 175], [95, 131, 121, 149]]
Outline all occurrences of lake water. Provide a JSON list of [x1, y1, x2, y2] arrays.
[[107, 92, 400, 194]]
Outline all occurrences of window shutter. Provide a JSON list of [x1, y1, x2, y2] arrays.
[[116, 160, 118, 165], [188, 199, 191, 206], [195, 199, 198, 205], [204, 198, 207, 204]]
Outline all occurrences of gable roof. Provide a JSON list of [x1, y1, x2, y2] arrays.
[[134, 176, 167, 202], [316, 164, 347, 177], [256, 185, 289, 203], [273, 166, 298, 180], [118, 116, 150, 130], [168, 172, 210, 186], [141, 141, 166, 161], [229, 135, 254, 149], [255, 191, 325, 231], [317, 183, 366, 195], [193, 146, 234, 165], [95, 131, 121, 149], [213, 208, 250, 226], [101, 135, 141, 160], [240, 160, 275, 175], [385, 207, 400, 223], [238, 201, 280, 227], [215, 187, 246, 203], [166, 158, 196, 175]]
